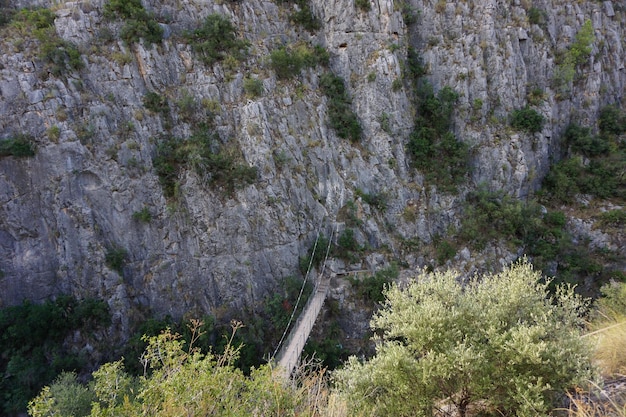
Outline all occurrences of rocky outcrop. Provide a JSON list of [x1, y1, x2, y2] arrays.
[[0, 0, 623, 332]]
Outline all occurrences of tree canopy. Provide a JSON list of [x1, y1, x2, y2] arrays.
[[334, 260, 594, 417]]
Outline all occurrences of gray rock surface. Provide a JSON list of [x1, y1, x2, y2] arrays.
[[0, 0, 623, 332]]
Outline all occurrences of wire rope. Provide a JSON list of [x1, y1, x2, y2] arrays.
[[271, 219, 332, 359]]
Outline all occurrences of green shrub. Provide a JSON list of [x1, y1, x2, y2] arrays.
[[185, 14, 248, 66], [243, 77, 264, 97], [299, 234, 331, 274], [40, 38, 83, 76], [132, 207, 152, 223], [153, 126, 257, 199], [598, 104, 625, 137], [435, 238, 457, 265], [103, 0, 144, 20], [355, 0, 371, 11], [355, 188, 387, 211], [553, 20, 594, 93], [119, 17, 162, 44], [7, 8, 84, 76], [564, 123, 609, 157], [509, 106, 544, 133], [0, 5, 14, 27], [542, 118, 625, 203], [406, 47, 426, 81], [269, 43, 328, 79], [397, 1, 419, 25], [105, 246, 128, 274], [350, 264, 398, 303], [276, 0, 321, 31], [334, 228, 362, 263], [103, 0, 163, 44], [527, 7, 546, 25], [289, 3, 321, 31], [407, 83, 469, 191], [10, 8, 55, 29], [319, 73, 362, 142], [461, 186, 547, 250], [335, 261, 594, 417], [0, 296, 110, 415], [143, 91, 169, 115], [0, 134, 35, 157], [597, 209, 626, 227]]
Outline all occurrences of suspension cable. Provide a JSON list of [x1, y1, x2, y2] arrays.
[[272, 219, 331, 359]]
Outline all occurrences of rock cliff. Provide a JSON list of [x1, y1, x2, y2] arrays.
[[0, 0, 624, 334]]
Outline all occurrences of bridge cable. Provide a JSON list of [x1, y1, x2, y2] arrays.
[[272, 221, 326, 359], [271, 220, 336, 360]]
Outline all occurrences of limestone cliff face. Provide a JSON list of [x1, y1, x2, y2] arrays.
[[0, 0, 623, 328]]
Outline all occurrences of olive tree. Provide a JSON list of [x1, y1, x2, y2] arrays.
[[334, 260, 594, 417]]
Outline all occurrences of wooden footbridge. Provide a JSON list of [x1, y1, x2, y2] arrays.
[[274, 270, 333, 378]]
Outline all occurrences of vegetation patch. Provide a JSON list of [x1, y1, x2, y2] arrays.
[[103, 0, 163, 44], [105, 245, 128, 274], [269, 43, 329, 79], [276, 0, 321, 31], [142, 92, 169, 116], [152, 125, 257, 198], [542, 109, 625, 203], [406, 82, 470, 192], [349, 264, 398, 303], [509, 106, 544, 133], [355, 0, 371, 12], [132, 207, 152, 223], [319, 73, 362, 142], [460, 186, 615, 291], [553, 19, 594, 94], [4, 8, 83, 76], [0, 134, 36, 157], [243, 77, 264, 97], [0, 296, 110, 415], [335, 261, 594, 417], [184, 13, 248, 66]]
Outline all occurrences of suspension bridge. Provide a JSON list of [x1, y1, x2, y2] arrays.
[[272, 226, 337, 379]]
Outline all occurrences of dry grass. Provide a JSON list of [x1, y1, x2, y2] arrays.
[[560, 382, 626, 417], [591, 321, 626, 377]]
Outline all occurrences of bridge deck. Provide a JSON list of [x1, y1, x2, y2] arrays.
[[275, 273, 332, 378]]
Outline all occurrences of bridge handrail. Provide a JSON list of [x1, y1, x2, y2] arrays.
[[274, 273, 330, 365]]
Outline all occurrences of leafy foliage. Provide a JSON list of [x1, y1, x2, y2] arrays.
[[185, 14, 248, 66], [542, 109, 625, 203], [0, 297, 110, 415], [5, 8, 83, 76], [132, 207, 152, 223], [355, 0, 371, 12], [152, 125, 257, 198], [0, 134, 36, 157], [319, 73, 362, 142], [460, 186, 609, 289], [142, 92, 169, 115], [407, 82, 469, 191], [510, 106, 545, 133], [275, 0, 321, 31], [349, 264, 398, 303], [29, 327, 330, 417], [103, 0, 162, 44], [334, 229, 363, 263], [553, 19, 594, 93], [334, 261, 594, 417], [269, 43, 328, 79], [243, 77, 264, 97], [104, 246, 128, 274], [299, 234, 331, 274]]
